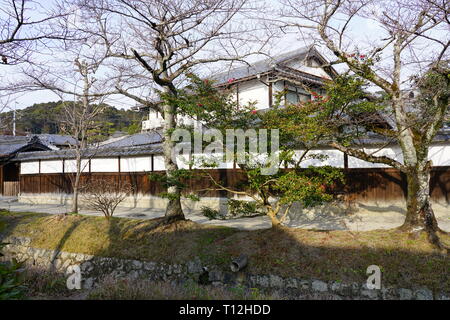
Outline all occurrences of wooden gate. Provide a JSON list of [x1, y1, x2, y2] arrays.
[[3, 181, 19, 196]]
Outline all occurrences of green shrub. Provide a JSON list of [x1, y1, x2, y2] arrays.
[[200, 207, 222, 220], [227, 199, 264, 217]]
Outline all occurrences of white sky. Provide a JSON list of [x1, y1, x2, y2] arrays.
[[1, 0, 447, 112]]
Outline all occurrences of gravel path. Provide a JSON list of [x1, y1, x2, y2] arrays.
[[1, 196, 449, 231]]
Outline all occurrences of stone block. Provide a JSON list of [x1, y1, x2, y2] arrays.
[[398, 288, 414, 300], [415, 288, 433, 300], [143, 261, 156, 271], [285, 278, 298, 289], [311, 280, 328, 292], [360, 283, 380, 300], [269, 275, 284, 288]]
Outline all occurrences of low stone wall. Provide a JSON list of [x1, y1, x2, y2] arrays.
[[1, 236, 448, 300]]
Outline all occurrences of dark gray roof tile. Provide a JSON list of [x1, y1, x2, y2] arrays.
[[210, 46, 312, 84], [12, 143, 163, 162], [98, 131, 163, 148]]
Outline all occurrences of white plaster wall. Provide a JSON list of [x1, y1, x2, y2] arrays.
[[153, 155, 166, 171], [64, 159, 90, 173], [192, 153, 234, 169], [297, 65, 332, 79], [348, 147, 403, 168], [238, 79, 269, 110], [120, 156, 152, 172], [288, 149, 345, 168], [176, 154, 190, 169], [40, 160, 63, 173], [286, 58, 332, 79], [20, 161, 40, 174], [429, 145, 450, 166], [90, 158, 119, 172], [18, 144, 450, 176]]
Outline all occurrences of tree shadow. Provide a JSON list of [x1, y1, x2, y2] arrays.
[[49, 217, 83, 268], [0, 210, 37, 242], [1, 203, 449, 299], [430, 168, 450, 204]]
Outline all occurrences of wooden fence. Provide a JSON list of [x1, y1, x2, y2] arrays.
[[3, 181, 20, 196], [18, 167, 450, 203]]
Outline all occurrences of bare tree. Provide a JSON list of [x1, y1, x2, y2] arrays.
[[0, 0, 81, 115], [0, 96, 14, 132], [277, 0, 449, 247], [25, 57, 113, 213], [15, 2, 124, 213], [21, 33, 117, 213], [80, 178, 133, 219], [0, 0, 78, 65], [73, 0, 268, 223], [63, 60, 109, 214]]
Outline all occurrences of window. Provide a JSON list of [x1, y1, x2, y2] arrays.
[[286, 90, 311, 105], [298, 93, 311, 102], [286, 90, 299, 105], [306, 58, 320, 67]]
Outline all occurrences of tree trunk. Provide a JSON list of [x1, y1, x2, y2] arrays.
[[401, 166, 439, 233], [267, 207, 282, 228], [162, 101, 185, 222], [71, 170, 80, 214], [71, 153, 82, 214], [72, 185, 79, 214]]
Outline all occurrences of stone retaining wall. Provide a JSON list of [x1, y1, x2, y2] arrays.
[[1, 236, 448, 300]]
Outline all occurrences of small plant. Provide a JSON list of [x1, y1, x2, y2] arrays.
[[0, 242, 25, 300], [227, 199, 264, 217], [200, 206, 222, 220], [80, 179, 133, 219], [20, 268, 70, 298]]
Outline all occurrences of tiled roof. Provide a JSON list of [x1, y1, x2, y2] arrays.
[[12, 143, 163, 162], [0, 136, 30, 156], [209, 46, 333, 85], [210, 47, 310, 83], [33, 134, 78, 147], [98, 131, 163, 148], [0, 135, 52, 157], [11, 132, 164, 161]]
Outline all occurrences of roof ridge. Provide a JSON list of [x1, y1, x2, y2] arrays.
[[211, 46, 317, 84]]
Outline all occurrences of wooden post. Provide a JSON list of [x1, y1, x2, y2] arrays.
[[38, 160, 41, 194], [0, 165, 3, 195], [236, 83, 240, 107], [219, 169, 228, 198], [268, 82, 273, 107], [118, 156, 121, 183]]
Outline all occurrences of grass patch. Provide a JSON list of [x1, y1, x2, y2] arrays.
[[19, 268, 73, 299], [0, 209, 449, 292]]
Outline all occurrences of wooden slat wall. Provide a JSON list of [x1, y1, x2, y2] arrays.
[[430, 167, 450, 202], [18, 167, 450, 202], [336, 168, 407, 202], [3, 181, 19, 196]]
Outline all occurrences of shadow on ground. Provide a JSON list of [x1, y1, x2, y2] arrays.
[[1, 209, 449, 297]]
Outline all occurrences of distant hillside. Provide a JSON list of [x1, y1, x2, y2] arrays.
[[0, 101, 146, 139]]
